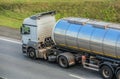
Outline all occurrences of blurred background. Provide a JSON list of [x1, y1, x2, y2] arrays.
[[0, 0, 119, 29]]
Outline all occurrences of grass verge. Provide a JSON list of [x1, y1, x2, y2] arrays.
[[0, 0, 120, 29]]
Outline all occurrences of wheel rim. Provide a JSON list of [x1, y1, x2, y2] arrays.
[[29, 51, 34, 58], [117, 71, 120, 79], [59, 57, 67, 67], [103, 68, 110, 78], [119, 74, 120, 79]]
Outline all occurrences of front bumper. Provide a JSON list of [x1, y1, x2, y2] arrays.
[[22, 44, 27, 53]]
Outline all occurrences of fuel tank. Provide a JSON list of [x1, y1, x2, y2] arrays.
[[52, 17, 120, 59]]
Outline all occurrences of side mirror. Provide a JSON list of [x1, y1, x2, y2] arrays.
[[20, 26, 23, 34]]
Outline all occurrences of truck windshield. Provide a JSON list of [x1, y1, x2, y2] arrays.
[[21, 25, 30, 34]]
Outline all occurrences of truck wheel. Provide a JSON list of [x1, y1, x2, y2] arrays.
[[28, 48, 36, 59], [58, 56, 69, 68], [100, 65, 113, 79], [116, 70, 120, 79]]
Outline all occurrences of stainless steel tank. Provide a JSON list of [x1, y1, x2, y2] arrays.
[[52, 17, 120, 59]]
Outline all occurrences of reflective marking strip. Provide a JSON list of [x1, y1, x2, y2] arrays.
[[104, 53, 116, 58], [92, 50, 103, 55], [0, 36, 21, 44], [69, 74, 85, 79], [79, 48, 91, 52], [68, 46, 78, 49], [58, 43, 118, 58], [59, 44, 66, 46]]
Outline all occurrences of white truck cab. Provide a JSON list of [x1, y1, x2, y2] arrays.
[[21, 11, 56, 58]]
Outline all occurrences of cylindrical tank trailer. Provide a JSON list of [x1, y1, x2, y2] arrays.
[[53, 17, 120, 59]]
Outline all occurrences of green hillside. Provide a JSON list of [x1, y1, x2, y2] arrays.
[[0, 0, 120, 29]]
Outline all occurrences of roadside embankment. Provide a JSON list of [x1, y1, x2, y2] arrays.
[[0, 26, 20, 40]]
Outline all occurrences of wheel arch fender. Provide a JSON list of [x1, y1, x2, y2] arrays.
[[27, 46, 35, 52], [115, 67, 120, 75], [57, 52, 75, 66], [27, 41, 38, 50], [99, 62, 115, 73], [27, 46, 38, 58]]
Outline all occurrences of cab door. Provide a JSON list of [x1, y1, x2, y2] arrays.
[[21, 24, 37, 44]]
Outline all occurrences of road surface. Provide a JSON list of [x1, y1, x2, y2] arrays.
[[0, 37, 102, 79]]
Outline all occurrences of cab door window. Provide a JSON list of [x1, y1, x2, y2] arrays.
[[21, 25, 30, 34]]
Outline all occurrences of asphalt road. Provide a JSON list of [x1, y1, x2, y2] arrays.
[[0, 37, 102, 79]]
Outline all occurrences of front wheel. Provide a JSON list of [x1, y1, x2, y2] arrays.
[[28, 48, 36, 59], [100, 65, 113, 79], [58, 56, 69, 68]]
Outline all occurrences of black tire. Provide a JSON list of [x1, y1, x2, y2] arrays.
[[100, 65, 113, 79], [58, 56, 69, 68], [28, 48, 36, 59], [116, 70, 120, 79]]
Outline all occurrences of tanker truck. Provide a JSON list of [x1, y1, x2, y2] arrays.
[[21, 11, 120, 79]]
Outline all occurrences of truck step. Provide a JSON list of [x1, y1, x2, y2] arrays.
[[83, 63, 99, 71]]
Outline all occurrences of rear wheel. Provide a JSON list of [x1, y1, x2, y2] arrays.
[[116, 70, 120, 79], [100, 65, 113, 79], [28, 48, 36, 59], [58, 56, 69, 68]]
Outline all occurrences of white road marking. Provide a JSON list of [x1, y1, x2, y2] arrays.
[[69, 74, 85, 79], [0, 76, 7, 79], [69, 74, 102, 79], [0, 36, 21, 44]]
